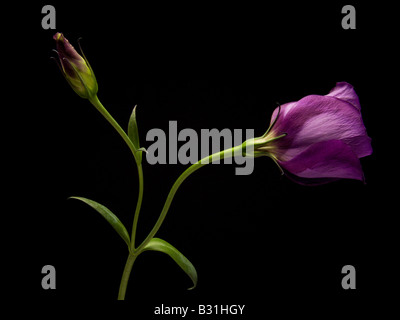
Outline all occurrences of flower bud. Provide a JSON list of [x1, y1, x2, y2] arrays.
[[53, 32, 98, 99]]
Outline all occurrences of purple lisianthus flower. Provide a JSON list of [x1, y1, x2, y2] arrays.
[[53, 32, 98, 99], [253, 82, 372, 185]]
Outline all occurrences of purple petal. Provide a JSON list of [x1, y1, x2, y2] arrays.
[[53, 33, 87, 73], [53, 33, 81, 61], [269, 94, 372, 160], [326, 82, 361, 110], [270, 102, 297, 123], [278, 140, 365, 183]]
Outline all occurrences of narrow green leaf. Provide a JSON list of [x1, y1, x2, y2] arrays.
[[127, 105, 142, 163], [143, 238, 198, 290], [69, 197, 131, 250]]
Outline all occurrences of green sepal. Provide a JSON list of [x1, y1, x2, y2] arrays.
[[69, 196, 131, 251], [143, 238, 198, 290], [127, 105, 142, 163]]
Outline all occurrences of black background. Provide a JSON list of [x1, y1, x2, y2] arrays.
[[9, 0, 398, 316]]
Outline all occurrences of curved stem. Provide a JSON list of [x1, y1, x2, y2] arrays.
[[131, 163, 144, 251], [89, 95, 139, 162], [118, 253, 137, 300], [137, 144, 244, 253], [89, 95, 144, 249], [89, 96, 145, 300]]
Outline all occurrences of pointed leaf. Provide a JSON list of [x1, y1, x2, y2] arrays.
[[69, 197, 131, 250], [128, 105, 142, 163], [143, 238, 198, 290]]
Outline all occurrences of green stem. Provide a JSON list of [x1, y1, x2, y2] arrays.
[[86, 97, 250, 299], [118, 253, 137, 300], [89, 95, 144, 251], [89, 95, 138, 162], [131, 163, 144, 251], [89, 96, 145, 300], [137, 143, 245, 252]]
